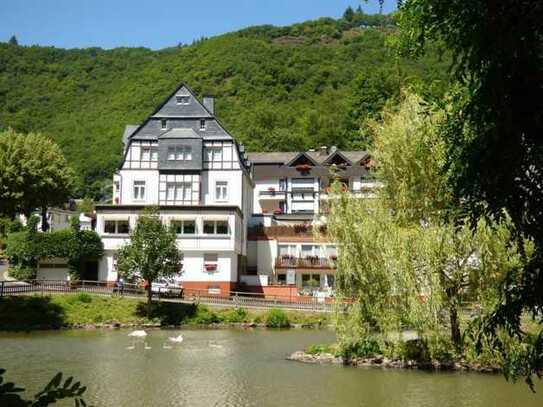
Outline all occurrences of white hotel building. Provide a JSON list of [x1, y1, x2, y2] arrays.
[[95, 84, 377, 297]]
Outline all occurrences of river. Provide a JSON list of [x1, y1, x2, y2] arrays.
[[0, 329, 540, 406]]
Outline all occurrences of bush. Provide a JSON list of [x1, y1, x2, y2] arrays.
[[222, 307, 248, 323], [265, 308, 290, 328], [8, 265, 36, 280], [427, 335, 454, 362], [191, 305, 221, 324], [306, 343, 336, 355], [340, 338, 382, 358]]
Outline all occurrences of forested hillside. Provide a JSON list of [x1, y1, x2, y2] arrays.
[[0, 10, 450, 198]]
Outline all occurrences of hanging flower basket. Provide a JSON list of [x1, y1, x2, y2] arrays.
[[295, 164, 311, 172]]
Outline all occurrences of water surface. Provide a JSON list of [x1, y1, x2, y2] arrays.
[[0, 329, 540, 406]]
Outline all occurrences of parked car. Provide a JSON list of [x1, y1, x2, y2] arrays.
[[151, 278, 183, 298]]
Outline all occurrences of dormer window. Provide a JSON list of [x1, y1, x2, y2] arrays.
[[161, 119, 167, 130], [200, 119, 206, 131], [176, 95, 190, 105]]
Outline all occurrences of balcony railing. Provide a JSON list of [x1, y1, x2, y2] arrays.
[[275, 256, 337, 269], [259, 190, 287, 199]]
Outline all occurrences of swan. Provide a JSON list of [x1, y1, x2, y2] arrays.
[[168, 335, 184, 343], [128, 330, 147, 338]]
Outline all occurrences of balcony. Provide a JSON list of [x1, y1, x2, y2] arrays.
[[275, 255, 337, 269], [259, 189, 287, 200]]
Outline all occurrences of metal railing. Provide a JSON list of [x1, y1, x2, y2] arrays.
[[0, 280, 336, 312], [275, 257, 337, 269]]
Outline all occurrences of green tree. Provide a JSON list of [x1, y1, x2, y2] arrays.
[[399, 0, 543, 385], [7, 35, 17, 45], [116, 207, 182, 315], [343, 6, 355, 22], [0, 130, 74, 230]]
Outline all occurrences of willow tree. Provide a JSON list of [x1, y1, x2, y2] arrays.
[[326, 93, 532, 352]]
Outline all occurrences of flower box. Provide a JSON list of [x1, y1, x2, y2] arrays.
[[295, 164, 311, 172], [204, 264, 217, 272], [273, 209, 282, 215], [267, 187, 276, 192], [330, 255, 338, 261]]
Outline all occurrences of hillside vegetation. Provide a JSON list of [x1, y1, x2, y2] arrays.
[[0, 10, 450, 198]]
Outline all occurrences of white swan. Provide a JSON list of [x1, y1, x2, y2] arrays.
[[128, 330, 147, 337], [168, 335, 184, 343]]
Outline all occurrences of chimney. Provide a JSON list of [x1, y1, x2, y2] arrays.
[[203, 96, 214, 114], [319, 145, 328, 156]]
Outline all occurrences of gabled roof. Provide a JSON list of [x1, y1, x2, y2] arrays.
[[247, 150, 369, 166], [322, 150, 353, 166], [151, 83, 213, 118], [285, 152, 320, 167], [247, 152, 298, 164]]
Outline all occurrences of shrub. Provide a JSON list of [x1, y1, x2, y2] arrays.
[[8, 265, 36, 280], [306, 344, 336, 355], [340, 338, 382, 358], [398, 339, 430, 362], [265, 308, 290, 328], [191, 305, 221, 324], [427, 335, 454, 362], [223, 307, 248, 323]]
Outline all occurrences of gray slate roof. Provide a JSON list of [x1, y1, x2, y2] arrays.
[[159, 128, 201, 139], [247, 150, 369, 165]]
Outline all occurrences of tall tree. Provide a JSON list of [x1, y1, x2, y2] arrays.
[[399, 0, 543, 385], [7, 35, 17, 45], [0, 130, 74, 229], [343, 6, 355, 22], [116, 207, 182, 315]]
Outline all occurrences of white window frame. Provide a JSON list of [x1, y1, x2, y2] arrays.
[[103, 220, 130, 235], [203, 220, 229, 235], [166, 182, 192, 201], [140, 146, 151, 161], [214, 181, 228, 202], [206, 146, 222, 162], [171, 219, 197, 235], [176, 95, 190, 105], [133, 180, 146, 201]]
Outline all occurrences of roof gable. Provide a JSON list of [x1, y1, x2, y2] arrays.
[[285, 152, 319, 167], [323, 151, 352, 166], [152, 84, 213, 118]]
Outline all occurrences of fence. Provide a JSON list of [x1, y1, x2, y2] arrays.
[[0, 280, 337, 312]]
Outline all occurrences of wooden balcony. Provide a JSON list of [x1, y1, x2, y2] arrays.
[[275, 256, 337, 269]]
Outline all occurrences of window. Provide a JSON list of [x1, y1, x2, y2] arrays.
[[171, 220, 196, 235], [277, 274, 287, 285], [302, 273, 321, 288], [104, 220, 129, 234], [150, 146, 158, 161], [206, 146, 222, 162], [176, 95, 190, 104], [200, 119, 206, 131], [133, 181, 146, 201], [166, 182, 192, 201], [140, 146, 151, 161], [203, 220, 229, 235], [161, 119, 167, 130], [167, 146, 192, 161], [215, 181, 228, 201]]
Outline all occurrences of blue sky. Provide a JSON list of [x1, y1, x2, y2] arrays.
[[0, 0, 397, 50]]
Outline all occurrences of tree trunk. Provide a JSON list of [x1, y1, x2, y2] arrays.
[[146, 283, 152, 317], [41, 207, 49, 232], [449, 301, 462, 350]]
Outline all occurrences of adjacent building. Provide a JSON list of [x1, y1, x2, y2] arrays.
[[94, 83, 379, 297]]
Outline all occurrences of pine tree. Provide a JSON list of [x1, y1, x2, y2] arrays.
[[8, 35, 18, 45]]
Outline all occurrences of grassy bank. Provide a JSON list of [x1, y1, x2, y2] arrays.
[[0, 294, 330, 330]]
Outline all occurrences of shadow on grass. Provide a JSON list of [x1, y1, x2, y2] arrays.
[[0, 296, 66, 330], [135, 301, 198, 325]]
